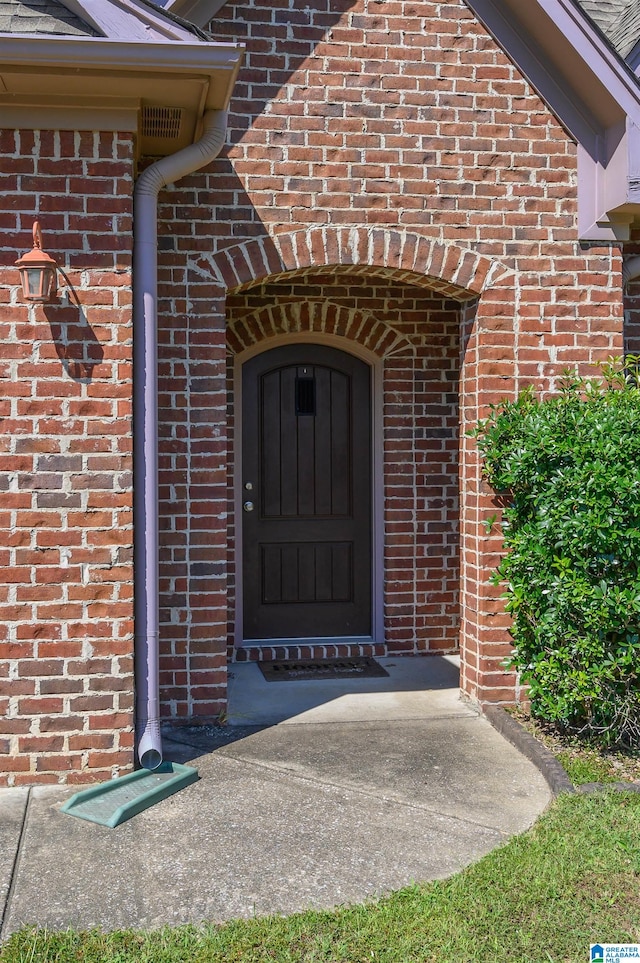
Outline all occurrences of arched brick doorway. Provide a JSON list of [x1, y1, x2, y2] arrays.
[[156, 228, 518, 723]]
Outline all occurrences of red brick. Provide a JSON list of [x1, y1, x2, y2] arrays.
[[0, 0, 629, 783]]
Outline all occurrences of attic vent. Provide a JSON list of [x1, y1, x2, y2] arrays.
[[141, 106, 183, 140]]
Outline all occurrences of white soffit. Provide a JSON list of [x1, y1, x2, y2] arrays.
[[0, 34, 243, 154]]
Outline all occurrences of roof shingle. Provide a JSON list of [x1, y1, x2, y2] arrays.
[[576, 0, 630, 33], [575, 0, 640, 61], [607, 0, 640, 57], [0, 0, 99, 36]]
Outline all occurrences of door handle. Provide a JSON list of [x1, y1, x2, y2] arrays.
[[243, 501, 254, 512]]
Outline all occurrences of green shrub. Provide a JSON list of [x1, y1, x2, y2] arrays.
[[474, 359, 640, 747]]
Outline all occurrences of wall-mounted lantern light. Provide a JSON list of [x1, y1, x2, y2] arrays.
[[15, 221, 59, 303]]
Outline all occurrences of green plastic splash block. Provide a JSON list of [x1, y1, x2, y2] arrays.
[[60, 762, 199, 828]]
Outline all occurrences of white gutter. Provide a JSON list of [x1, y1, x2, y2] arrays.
[[133, 109, 228, 769], [0, 34, 241, 77]]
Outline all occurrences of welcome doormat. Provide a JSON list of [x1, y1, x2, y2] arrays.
[[258, 656, 389, 682]]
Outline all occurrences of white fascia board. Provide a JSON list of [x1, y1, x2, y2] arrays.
[[534, 0, 640, 124], [466, 0, 640, 239], [536, 0, 640, 238], [58, 0, 199, 41], [466, 0, 640, 137]]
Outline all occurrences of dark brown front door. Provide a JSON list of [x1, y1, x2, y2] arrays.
[[242, 344, 371, 641]]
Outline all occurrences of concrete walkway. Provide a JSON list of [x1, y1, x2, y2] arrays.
[[0, 656, 551, 937]]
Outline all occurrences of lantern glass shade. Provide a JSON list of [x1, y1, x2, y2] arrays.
[[15, 221, 58, 303], [19, 264, 57, 302]]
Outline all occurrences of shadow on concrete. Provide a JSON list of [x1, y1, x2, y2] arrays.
[[162, 655, 461, 764], [162, 723, 269, 765]]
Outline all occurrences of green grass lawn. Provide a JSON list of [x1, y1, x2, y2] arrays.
[[2, 791, 639, 963]]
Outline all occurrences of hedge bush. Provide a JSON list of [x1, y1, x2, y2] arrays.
[[474, 360, 640, 747]]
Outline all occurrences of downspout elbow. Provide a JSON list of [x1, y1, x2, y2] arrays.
[[135, 111, 229, 198], [133, 109, 228, 770]]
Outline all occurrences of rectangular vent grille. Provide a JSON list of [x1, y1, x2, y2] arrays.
[[141, 106, 183, 140]]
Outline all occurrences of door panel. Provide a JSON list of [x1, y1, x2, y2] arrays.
[[242, 344, 371, 640], [260, 542, 353, 603]]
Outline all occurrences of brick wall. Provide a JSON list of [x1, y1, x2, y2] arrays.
[[2, 3, 630, 785], [0, 129, 135, 785], [152, 0, 625, 714]]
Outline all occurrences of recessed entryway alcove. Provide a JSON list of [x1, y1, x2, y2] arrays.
[[225, 267, 463, 666]]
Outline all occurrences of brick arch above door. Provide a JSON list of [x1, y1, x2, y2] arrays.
[[226, 299, 415, 359], [195, 227, 515, 298]]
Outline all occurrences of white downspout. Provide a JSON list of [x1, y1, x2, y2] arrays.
[[133, 110, 228, 769]]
